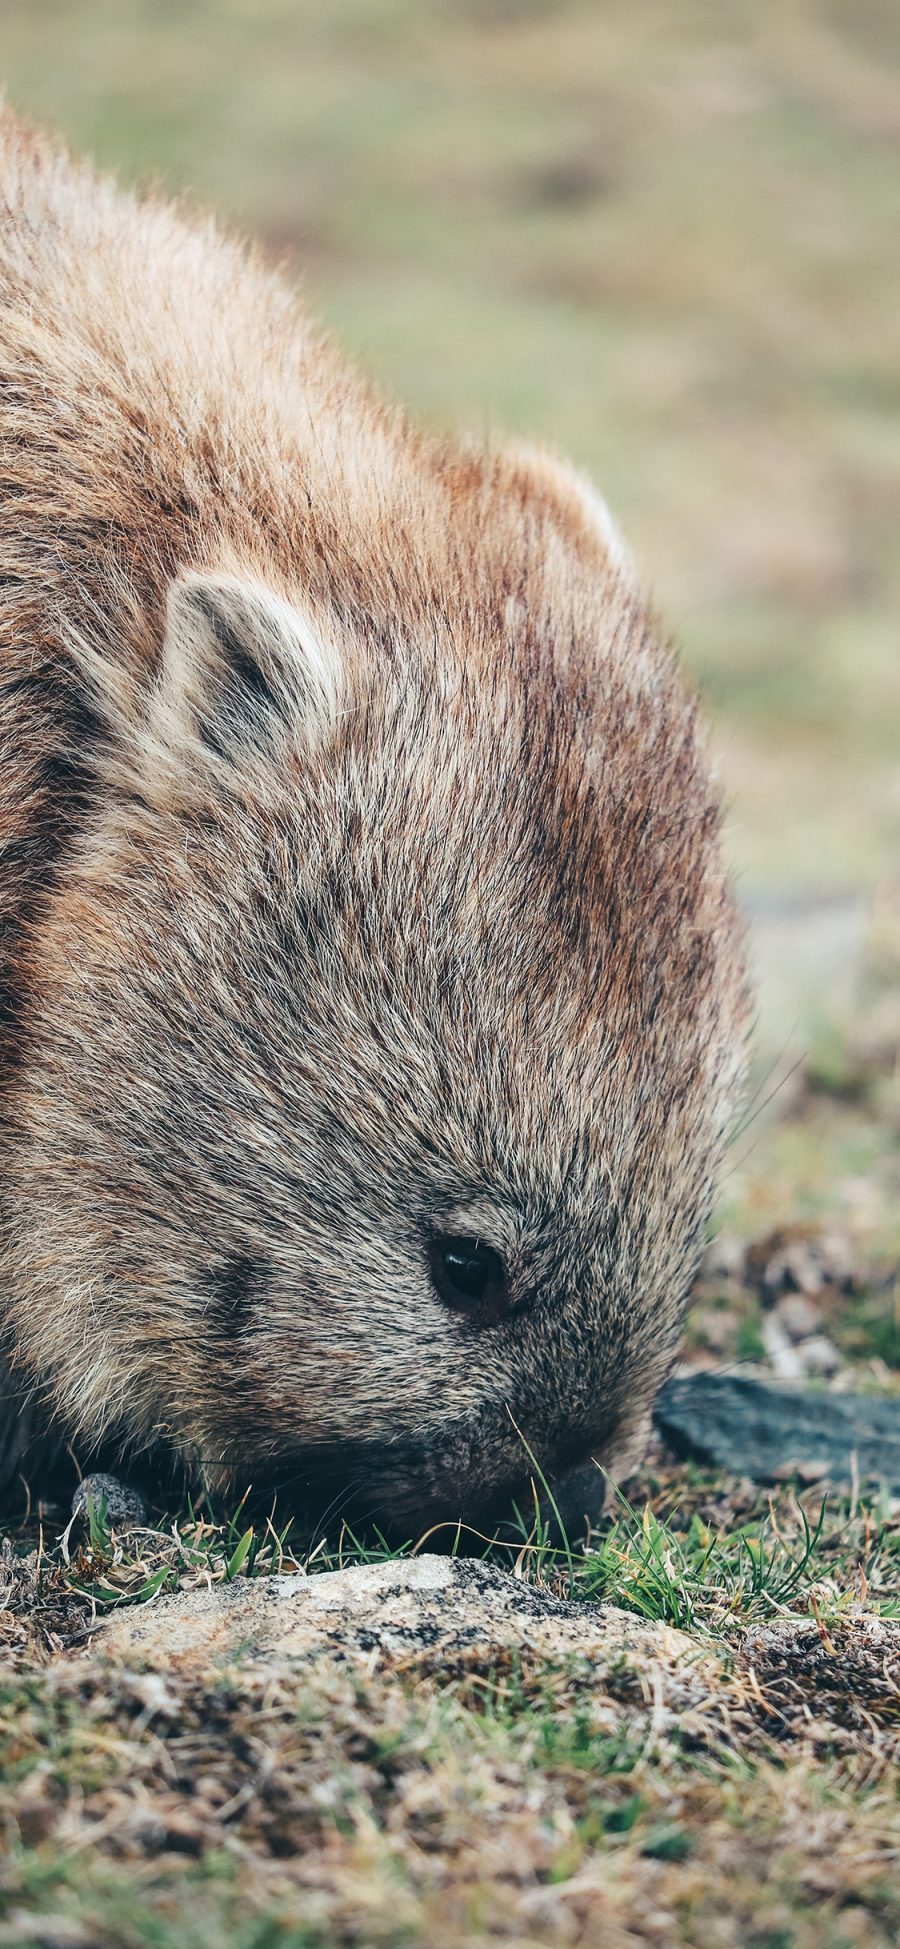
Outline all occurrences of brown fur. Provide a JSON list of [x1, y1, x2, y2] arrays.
[[0, 109, 748, 1529]]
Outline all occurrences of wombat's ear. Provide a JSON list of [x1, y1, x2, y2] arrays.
[[505, 444, 636, 585], [158, 571, 341, 764]]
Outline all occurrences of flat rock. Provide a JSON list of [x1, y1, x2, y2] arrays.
[[654, 1371, 900, 1489], [95, 1553, 712, 1690]]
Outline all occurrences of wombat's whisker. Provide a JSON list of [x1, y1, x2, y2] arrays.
[[728, 1052, 806, 1153]]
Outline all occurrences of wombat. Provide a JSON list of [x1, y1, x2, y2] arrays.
[[0, 110, 748, 1535]]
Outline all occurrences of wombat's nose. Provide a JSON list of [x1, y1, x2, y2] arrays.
[[543, 1457, 609, 1541]]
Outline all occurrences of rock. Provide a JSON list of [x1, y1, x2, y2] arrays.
[[697, 1307, 741, 1354], [70, 1472, 147, 1532], [0, 1916, 94, 1948], [653, 1372, 900, 1490], [740, 1614, 900, 1749], [764, 1302, 842, 1381], [699, 1233, 746, 1285], [82, 1554, 900, 1780], [95, 1554, 716, 1693]]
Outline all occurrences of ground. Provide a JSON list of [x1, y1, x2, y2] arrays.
[[1, 5, 898, 1946], [1, 1443, 898, 1947]]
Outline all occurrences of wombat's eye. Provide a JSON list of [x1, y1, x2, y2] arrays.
[[429, 1236, 507, 1316]]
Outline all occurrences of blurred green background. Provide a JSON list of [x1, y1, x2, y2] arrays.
[[5, 0, 899, 896], [4, 0, 900, 1267]]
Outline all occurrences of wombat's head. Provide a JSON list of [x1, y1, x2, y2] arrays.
[[6, 451, 747, 1535]]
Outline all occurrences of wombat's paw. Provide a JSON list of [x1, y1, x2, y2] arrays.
[[71, 1471, 147, 1533]]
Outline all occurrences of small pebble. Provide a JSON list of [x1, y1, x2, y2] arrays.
[[776, 1293, 823, 1342], [798, 1333, 842, 1379], [700, 1309, 741, 1353], [71, 1471, 147, 1532], [761, 1313, 805, 1381]]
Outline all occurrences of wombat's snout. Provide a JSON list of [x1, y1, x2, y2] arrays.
[[518, 1406, 655, 1546], [540, 1458, 611, 1541]]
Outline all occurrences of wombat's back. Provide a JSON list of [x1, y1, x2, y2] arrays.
[[0, 106, 413, 1083], [0, 105, 397, 646], [0, 104, 670, 1082]]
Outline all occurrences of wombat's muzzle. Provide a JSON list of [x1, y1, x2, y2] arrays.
[[541, 1458, 611, 1541], [512, 1407, 654, 1546]]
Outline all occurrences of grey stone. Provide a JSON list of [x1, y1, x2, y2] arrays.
[[796, 1333, 842, 1378], [654, 1371, 900, 1490], [700, 1233, 747, 1284], [760, 1313, 806, 1380]]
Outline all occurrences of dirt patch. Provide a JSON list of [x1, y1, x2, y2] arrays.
[[741, 1614, 900, 1765]]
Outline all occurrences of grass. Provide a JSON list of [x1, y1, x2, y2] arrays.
[[1, 1465, 898, 1948]]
